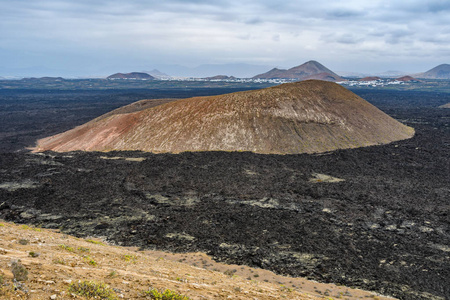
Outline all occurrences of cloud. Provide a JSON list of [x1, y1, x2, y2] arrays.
[[326, 9, 365, 19], [0, 0, 449, 75]]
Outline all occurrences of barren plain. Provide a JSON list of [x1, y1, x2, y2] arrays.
[[0, 82, 449, 300]]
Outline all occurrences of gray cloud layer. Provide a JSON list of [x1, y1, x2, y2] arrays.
[[1, 0, 449, 76]]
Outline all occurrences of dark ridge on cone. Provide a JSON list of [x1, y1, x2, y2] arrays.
[[34, 80, 414, 154]]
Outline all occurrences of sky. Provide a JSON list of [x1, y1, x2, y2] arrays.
[[1, 0, 450, 77]]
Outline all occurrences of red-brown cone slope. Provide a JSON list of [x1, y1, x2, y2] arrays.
[[34, 80, 414, 154]]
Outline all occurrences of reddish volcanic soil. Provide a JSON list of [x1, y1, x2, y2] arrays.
[[34, 80, 414, 154]]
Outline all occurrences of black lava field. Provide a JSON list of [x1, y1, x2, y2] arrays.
[[0, 87, 449, 300]]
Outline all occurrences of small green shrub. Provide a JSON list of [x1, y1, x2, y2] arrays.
[[141, 288, 190, 300], [83, 256, 97, 266], [18, 239, 29, 245], [29, 251, 40, 257], [86, 239, 105, 246], [223, 269, 237, 277], [68, 281, 117, 299], [59, 244, 74, 252], [77, 246, 90, 253], [122, 254, 137, 263], [52, 258, 66, 265], [11, 260, 28, 282]]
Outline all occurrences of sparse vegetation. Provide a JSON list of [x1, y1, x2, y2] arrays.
[[59, 244, 74, 252], [86, 239, 105, 245], [29, 251, 40, 257], [11, 260, 28, 282], [68, 281, 117, 299], [279, 284, 293, 292], [122, 254, 137, 263], [77, 246, 90, 252], [141, 288, 190, 300], [106, 270, 118, 278], [18, 239, 29, 245], [223, 269, 237, 277], [83, 256, 97, 266], [52, 258, 67, 265]]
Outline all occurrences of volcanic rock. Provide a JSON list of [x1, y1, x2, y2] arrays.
[[107, 72, 155, 80], [33, 80, 414, 154], [253, 60, 344, 81]]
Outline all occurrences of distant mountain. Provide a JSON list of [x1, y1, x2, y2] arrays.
[[253, 60, 344, 81], [22, 77, 65, 82], [204, 75, 236, 80], [107, 72, 155, 80], [145, 69, 170, 79], [395, 76, 420, 82], [0, 66, 76, 78], [415, 64, 450, 79], [302, 72, 344, 82]]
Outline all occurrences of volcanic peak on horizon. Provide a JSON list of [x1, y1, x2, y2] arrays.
[[253, 60, 344, 81], [34, 80, 414, 154], [107, 72, 155, 80], [415, 63, 450, 79]]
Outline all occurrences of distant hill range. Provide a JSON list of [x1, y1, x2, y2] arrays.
[[34, 80, 413, 155], [145, 69, 170, 79], [204, 75, 236, 80], [395, 76, 420, 82], [439, 103, 450, 108], [107, 72, 155, 80], [253, 60, 344, 82], [21, 77, 65, 81], [415, 64, 450, 79]]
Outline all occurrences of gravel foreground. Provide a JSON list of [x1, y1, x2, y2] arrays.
[[0, 221, 395, 299]]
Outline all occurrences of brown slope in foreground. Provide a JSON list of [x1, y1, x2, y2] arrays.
[[34, 80, 414, 154], [0, 221, 397, 299]]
